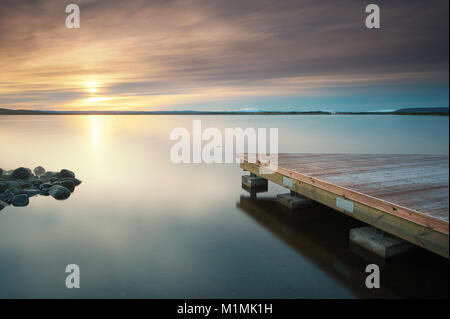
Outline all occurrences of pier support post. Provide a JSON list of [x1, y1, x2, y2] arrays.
[[276, 191, 314, 210], [242, 173, 268, 198], [242, 173, 268, 189], [350, 226, 414, 259]]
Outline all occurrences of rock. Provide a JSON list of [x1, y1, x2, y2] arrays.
[[30, 179, 43, 187], [60, 180, 75, 192], [0, 167, 79, 205], [0, 182, 7, 192], [0, 199, 8, 209], [48, 185, 71, 200], [12, 194, 29, 207], [39, 183, 52, 190], [10, 167, 31, 180], [4, 180, 20, 191], [33, 166, 46, 176], [43, 171, 60, 179], [60, 178, 81, 188], [72, 178, 82, 186], [0, 191, 14, 203], [18, 187, 41, 197], [60, 169, 75, 179]]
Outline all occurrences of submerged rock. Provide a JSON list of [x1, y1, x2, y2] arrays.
[[49, 185, 71, 200], [12, 194, 29, 207]]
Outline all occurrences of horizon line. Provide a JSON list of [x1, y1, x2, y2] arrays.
[[1, 107, 449, 115]]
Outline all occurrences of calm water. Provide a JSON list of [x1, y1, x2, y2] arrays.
[[0, 115, 448, 298]]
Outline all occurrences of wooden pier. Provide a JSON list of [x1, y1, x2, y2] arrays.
[[239, 154, 449, 258]]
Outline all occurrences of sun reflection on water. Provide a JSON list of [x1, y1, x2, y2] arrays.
[[90, 116, 102, 152]]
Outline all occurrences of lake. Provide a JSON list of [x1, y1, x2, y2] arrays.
[[0, 115, 448, 298]]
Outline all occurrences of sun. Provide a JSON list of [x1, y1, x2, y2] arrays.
[[84, 80, 99, 94]]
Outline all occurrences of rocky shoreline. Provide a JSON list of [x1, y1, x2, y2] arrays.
[[0, 167, 81, 211]]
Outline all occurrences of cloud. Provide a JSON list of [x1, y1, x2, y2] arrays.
[[0, 0, 448, 110]]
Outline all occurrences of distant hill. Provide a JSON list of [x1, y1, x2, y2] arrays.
[[0, 108, 47, 114], [0, 108, 331, 115], [0, 107, 448, 115], [394, 107, 449, 114]]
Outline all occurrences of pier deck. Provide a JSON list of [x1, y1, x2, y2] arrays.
[[239, 154, 449, 258]]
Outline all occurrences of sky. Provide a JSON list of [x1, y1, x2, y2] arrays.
[[0, 0, 448, 112]]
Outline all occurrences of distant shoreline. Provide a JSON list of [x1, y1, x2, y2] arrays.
[[0, 107, 448, 116]]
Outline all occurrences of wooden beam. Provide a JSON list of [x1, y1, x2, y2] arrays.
[[241, 161, 449, 259]]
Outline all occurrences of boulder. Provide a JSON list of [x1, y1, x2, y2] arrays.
[[0, 191, 14, 203], [72, 178, 82, 186], [5, 180, 20, 191], [30, 179, 43, 187], [33, 166, 46, 176], [0, 199, 8, 209], [20, 182, 33, 188], [39, 183, 53, 190], [60, 169, 75, 178], [18, 187, 41, 197], [12, 194, 29, 207], [0, 182, 7, 192], [42, 171, 60, 179], [60, 180, 75, 192], [10, 167, 31, 180], [48, 185, 71, 200]]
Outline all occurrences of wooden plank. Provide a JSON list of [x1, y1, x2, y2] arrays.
[[281, 156, 447, 176], [289, 159, 448, 179]]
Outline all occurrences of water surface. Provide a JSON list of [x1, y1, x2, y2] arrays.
[[0, 115, 448, 298]]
